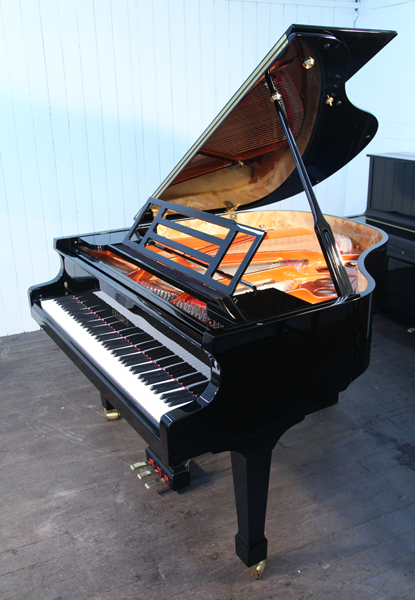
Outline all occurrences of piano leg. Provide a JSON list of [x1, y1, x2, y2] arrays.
[[231, 447, 272, 575], [101, 393, 121, 421], [230, 417, 305, 577]]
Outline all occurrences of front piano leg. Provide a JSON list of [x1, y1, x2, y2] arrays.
[[101, 393, 121, 421]]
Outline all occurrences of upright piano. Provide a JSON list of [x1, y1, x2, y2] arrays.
[[362, 153, 415, 324], [30, 24, 396, 578]]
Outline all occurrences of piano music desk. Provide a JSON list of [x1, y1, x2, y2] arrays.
[[1, 314, 415, 599]]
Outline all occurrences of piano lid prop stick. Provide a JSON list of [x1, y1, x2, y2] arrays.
[[265, 70, 353, 298]]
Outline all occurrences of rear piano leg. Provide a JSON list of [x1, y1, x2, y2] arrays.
[[230, 418, 305, 578], [101, 394, 121, 421]]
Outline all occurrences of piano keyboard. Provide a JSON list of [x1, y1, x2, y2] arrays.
[[41, 291, 210, 423]]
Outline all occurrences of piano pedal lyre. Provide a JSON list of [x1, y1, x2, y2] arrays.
[[144, 447, 191, 491]]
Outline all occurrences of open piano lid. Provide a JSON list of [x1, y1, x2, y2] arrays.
[[149, 24, 397, 213], [124, 24, 395, 302]]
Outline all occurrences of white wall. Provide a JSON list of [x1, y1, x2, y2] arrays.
[[343, 0, 415, 215], [0, 0, 403, 336]]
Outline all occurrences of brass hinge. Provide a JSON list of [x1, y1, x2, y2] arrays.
[[223, 200, 239, 220]]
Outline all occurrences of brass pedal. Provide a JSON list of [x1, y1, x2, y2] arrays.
[[144, 478, 164, 490], [137, 469, 156, 480], [130, 461, 148, 471]]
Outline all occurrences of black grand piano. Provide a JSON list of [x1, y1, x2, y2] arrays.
[[30, 25, 396, 578]]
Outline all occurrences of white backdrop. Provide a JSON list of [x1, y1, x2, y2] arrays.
[[0, 0, 409, 335]]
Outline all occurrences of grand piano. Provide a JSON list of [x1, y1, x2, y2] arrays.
[[30, 24, 396, 578]]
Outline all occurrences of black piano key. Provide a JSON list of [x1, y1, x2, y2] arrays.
[[55, 297, 76, 306], [66, 310, 95, 320], [136, 340, 164, 352], [145, 348, 174, 361], [166, 364, 197, 378], [120, 354, 150, 366], [86, 324, 116, 334], [166, 392, 195, 407], [155, 356, 184, 368], [95, 332, 120, 342], [150, 380, 183, 394], [161, 389, 190, 401], [76, 295, 101, 304], [86, 315, 118, 326], [76, 293, 98, 301], [139, 371, 170, 384], [65, 306, 89, 314], [188, 382, 208, 396], [123, 350, 154, 362], [130, 355, 180, 371], [77, 299, 107, 310], [73, 316, 101, 325], [92, 309, 115, 318], [125, 333, 153, 345], [69, 314, 92, 321], [112, 347, 141, 357], [108, 324, 136, 334], [102, 339, 131, 350], [178, 373, 205, 386], [130, 363, 158, 375], [87, 319, 114, 328]]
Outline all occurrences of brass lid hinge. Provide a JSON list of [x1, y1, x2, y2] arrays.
[[223, 200, 239, 220]]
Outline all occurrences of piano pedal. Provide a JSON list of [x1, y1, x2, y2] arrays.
[[144, 478, 165, 490], [104, 408, 121, 421], [137, 469, 156, 480], [130, 461, 149, 471], [145, 447, 191, 491]]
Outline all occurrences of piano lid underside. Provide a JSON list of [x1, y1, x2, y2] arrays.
[[159, 37, 320, 211]]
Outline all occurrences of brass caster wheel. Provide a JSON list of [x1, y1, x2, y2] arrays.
[[248, 560, 266, 579], [104, 408, 120, 421]]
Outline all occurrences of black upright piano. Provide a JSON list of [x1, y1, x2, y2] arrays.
[[364, 153, 415, 324], [29, 24, 396, 578]]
